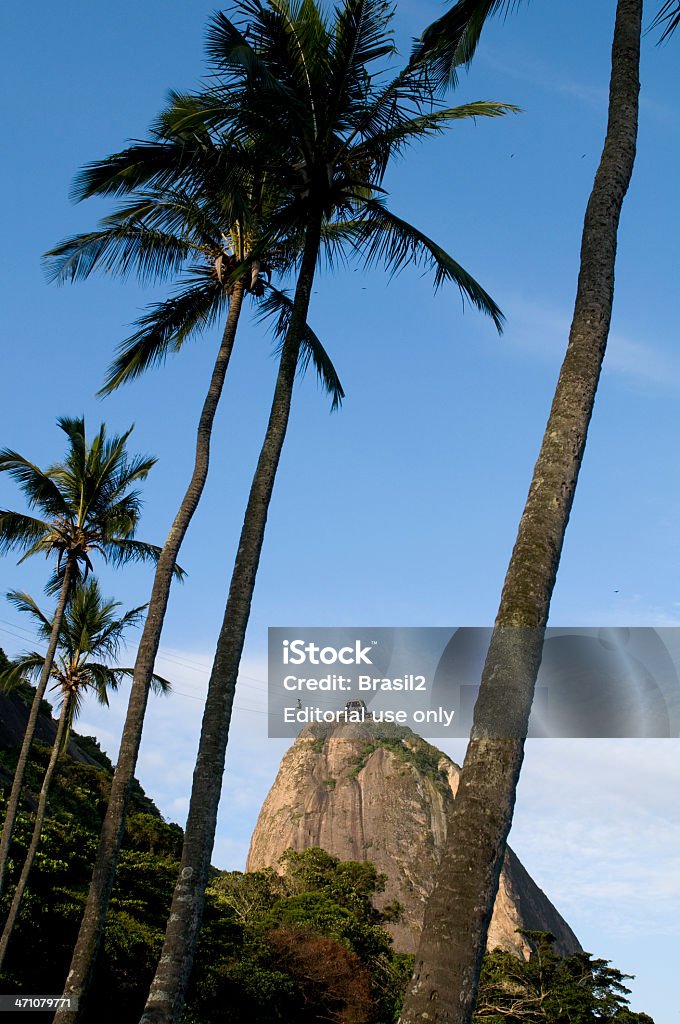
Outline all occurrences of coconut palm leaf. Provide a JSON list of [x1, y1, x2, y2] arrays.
[[5, 591, 53, 637], [99, 272, 227, 394], [89, 611, 146, 661], [44, 225, 193, 286], [353, 100, 519, 157], [108, 666, 172, 695], [205, 9, 291, 92], [0, 653, 45, 692], [0, 454, 68, 519], [101, 538, 185, 579], [412, 0, 524, 88], [256, 285, 345, 409], [0, 512, 51, 558], [71, 141, 206, 201], [652, 0, 680, 40], [356, 198, 504, 329], [328, 0, 399, 118]]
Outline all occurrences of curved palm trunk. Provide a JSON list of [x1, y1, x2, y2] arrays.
[[399, 2, 641, 1022], [139, 218, 322, 1024], [0, 692, 71, 969], [56, 280, 246, 1024], [0, 559, 73, 897]]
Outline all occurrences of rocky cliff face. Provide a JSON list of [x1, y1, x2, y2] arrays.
[[0, 689, 102, 770], [248, 722, 579, 957]]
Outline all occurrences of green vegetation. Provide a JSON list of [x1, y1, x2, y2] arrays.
[[0, 732, 654, 1023], [349, 730, 451, 793], [0, 745, 409, 1023], [474, 932, 654, 1023]]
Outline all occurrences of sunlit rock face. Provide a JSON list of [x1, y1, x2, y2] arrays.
[[247, 721, 580, 957]]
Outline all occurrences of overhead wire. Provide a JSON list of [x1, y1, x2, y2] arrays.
[[0, 618, 270, 716]]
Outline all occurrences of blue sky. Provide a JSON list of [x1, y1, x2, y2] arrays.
[[1, 1, 679, 1019]]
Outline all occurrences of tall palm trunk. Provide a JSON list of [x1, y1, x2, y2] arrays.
[[139, 218, 322, 1024], [399, 2, 641, 1022], [0, 692, 72, 968], [0, 559, 73, 897], [56, 280, 246, 1024]]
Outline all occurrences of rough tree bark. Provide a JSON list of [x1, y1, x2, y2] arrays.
[[55, 280, 246, 1024], [138, 218, 322, 1024], [0, 559, 73, 897], [399, 1, 641, 1021]]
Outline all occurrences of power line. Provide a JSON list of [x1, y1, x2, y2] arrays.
[[0, 621, 270, 716], [0, 616, 270, 688]]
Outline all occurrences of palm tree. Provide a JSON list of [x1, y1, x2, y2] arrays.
[[398, 2, 661, 1021], [55, 4, 513, 1017], [0, 580, 171, 968], [0, 417, 174, 900], [47, 97, 346, 1024], [120, 3, 515, 1022]]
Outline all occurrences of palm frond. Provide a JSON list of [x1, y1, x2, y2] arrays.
[[0, 511, 50, 558], [0, 654, 45, 692], [412, 0, 524, 89], [256, 285, 344, 410], [71, 141, 207, 201], [44, 561, 84, 597], [99, 273, 226, 394], [44, 226, 192, 285], [91, 455, 158, 516], [103, 538, 186, 580], [149, 671, 172, 695], [93, 603, 147, 660], [81, 663, 122, 707], [330, 0, 398, 90], [319, 218, 362, 270], [0, 453, 67, 518], [113, 667, 172, 695], [357, 199, 504, 331], [152, 90, 220, 140], [652, 0, 680, 41], [99, 191, 226, 251], [56, 416, 88, 470], [353, 101, 519, 160], [206, 8, 283, 89], [5, 591, 53, 637]]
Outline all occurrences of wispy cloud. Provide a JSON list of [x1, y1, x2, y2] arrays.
[[503, 295, 680, 392], [481, 49, 609, 109], [508, 739, 680, 937], [480, 48, 679, 125]]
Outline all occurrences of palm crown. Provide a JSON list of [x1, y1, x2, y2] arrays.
[[1, 580, 170, 742], [196, 0, 514, 322], [0, 416, 181, 594], [44, 128, 344, 406], [56, 0, 514, 333]]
